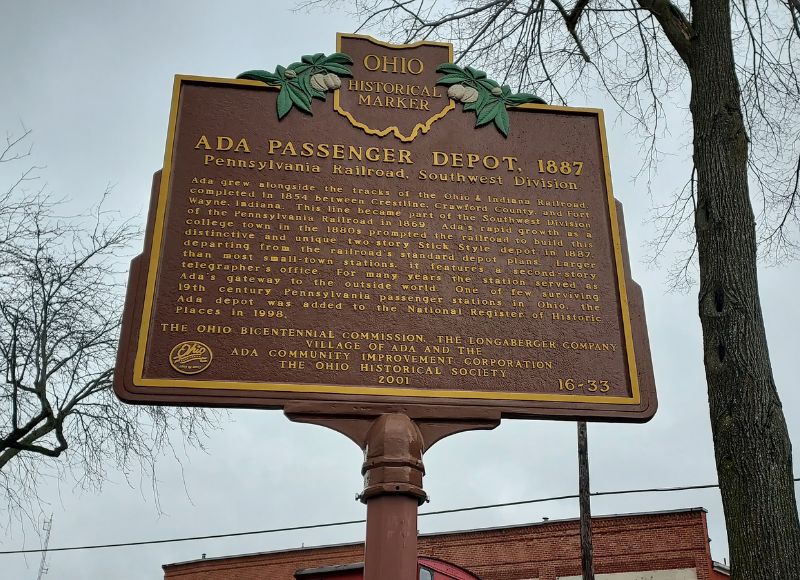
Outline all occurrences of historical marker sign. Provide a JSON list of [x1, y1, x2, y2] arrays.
[[114, 34, 656, 421]]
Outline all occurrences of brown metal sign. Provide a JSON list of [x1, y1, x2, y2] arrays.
[[114, 34, 656, 421]]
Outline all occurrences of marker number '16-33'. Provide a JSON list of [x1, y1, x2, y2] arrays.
[[558, 378, 610, 393]]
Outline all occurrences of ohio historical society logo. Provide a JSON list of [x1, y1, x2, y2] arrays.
[[169, 341, 213, 375]]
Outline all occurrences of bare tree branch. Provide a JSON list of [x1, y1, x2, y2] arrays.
[[0, 129, 221, 522], [550, 0, 592, 61], [637, 0, 693, 62]]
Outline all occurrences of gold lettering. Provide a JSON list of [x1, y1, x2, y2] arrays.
[[194, 135, 211, 150], [362, 54, 424, 74]]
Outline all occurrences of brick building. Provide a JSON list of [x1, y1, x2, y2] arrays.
[[163, 508, 730, 580], [295, 557, 480, 579]]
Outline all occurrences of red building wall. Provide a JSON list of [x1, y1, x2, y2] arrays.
[[163, 508, 724, 580]]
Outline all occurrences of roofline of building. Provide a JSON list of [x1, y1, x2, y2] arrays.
[[163, 506, 709, 569], [295, 562, 364, 576], [295, 555, 482, 578], [712, 560, 731, 575]]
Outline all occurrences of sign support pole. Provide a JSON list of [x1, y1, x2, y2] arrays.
[[285, 404, 500, 580], [361, 414, 425, 580]]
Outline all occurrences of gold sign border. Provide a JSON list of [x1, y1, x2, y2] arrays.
[[333, 33, 456, 143], [132, 74, 640, 407]]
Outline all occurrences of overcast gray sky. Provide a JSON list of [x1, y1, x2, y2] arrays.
[[1, 2, 798, 579]]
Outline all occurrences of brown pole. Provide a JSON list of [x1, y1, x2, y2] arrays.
[[360, 414, 426, 580], [578, 420, 595, 580], [284, 404, 499, 580], [363, 494, 420, 580]]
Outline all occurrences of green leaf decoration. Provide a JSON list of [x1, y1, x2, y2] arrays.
[[324, 53, 353, 65], [288, 63, 312, 75], [476, 99, 503, 127], [237, 51, 354, 119], [436, 63, 462, 74], [477, 78, 500, 91], [462, 95, 484, 112], [238, 69, 281, 85], [437, 73, 468, 86], [506, 92, 546, 105], [464, 66, 487, 80], [310, 87, 327, 101], [494, 107, 510, 137], [298, 74, 316, 100], [302, 53, 326, 65], [321, 62, 352, 76], [436, 62, 547, 137], [286, 82, 313, 114], [276, 88, 292, 119]]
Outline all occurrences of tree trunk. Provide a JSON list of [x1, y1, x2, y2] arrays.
[[688, 1, 800, 577]]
